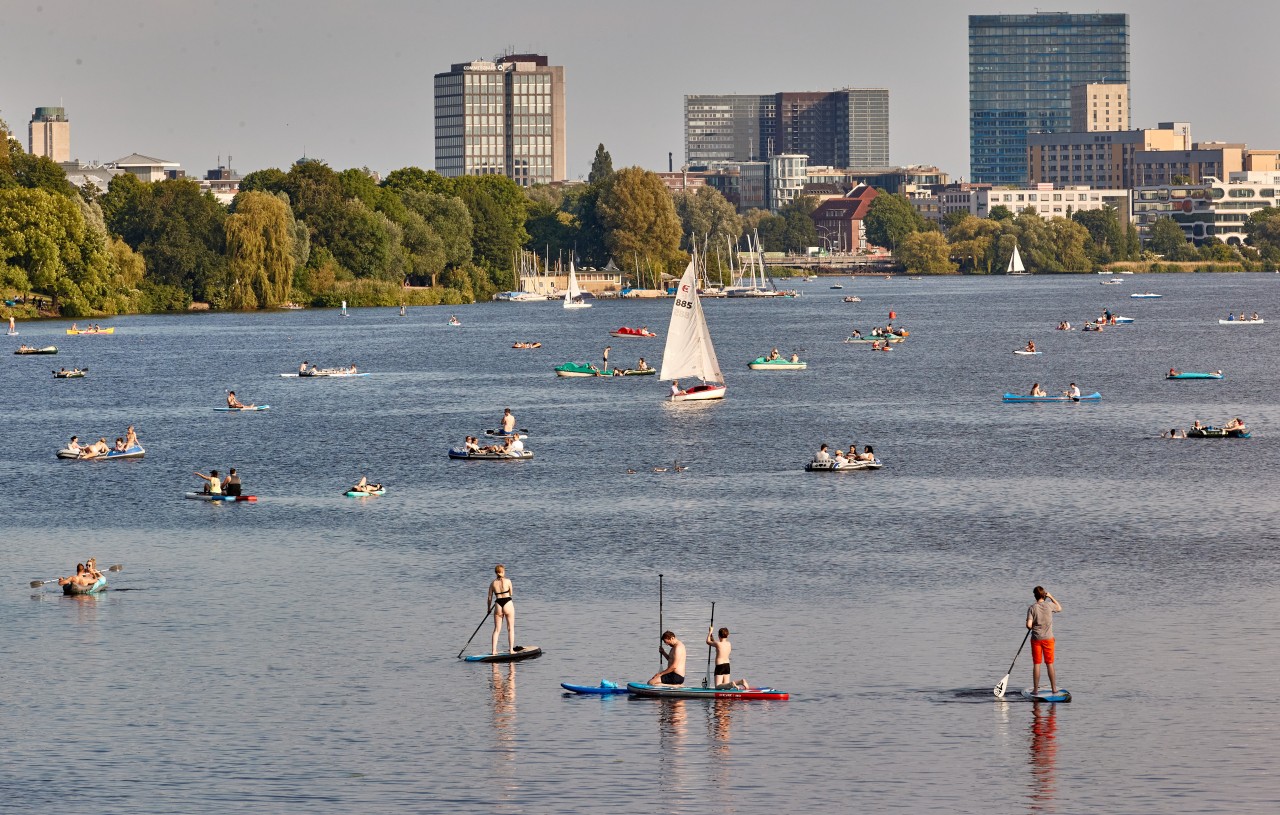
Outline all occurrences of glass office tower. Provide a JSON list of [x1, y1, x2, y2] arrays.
[[969, 13, 1128, 184]]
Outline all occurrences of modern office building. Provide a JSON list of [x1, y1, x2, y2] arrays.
[[1029, 122, 1190, 189], [434, 54, 566, 186], [29, 106, 70, 162], [1133, 171, 1280, 246], [912, 183, 1129, 225], [684, 89, 888, 168], [969, 13, 1129, 185], [1134, 142, 1246, 186]]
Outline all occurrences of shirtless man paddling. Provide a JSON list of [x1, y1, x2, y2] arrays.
[[649, 631, 686, 686]]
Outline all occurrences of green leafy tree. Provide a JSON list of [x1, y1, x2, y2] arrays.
[[238, 168, 289, 197], [224, 190, 297, 309], [400, 190, 473, 269], [896, 231, 956, 274], [1072, 207, 1124, 262], [864, 192, 925, 251], [588, 144, 614, 186], [988, 205, 1014, 222], [1147, 216, 1194, 259], [941, 209, 971, 231], [779, 196, 820, 252], [754, 213, 788, 251], [946, 215, 1003, 273], [674, 186, 742, 254], [451, 175, 529, 286], [596, 167, 684, 277], [0, 187, 114, 314]]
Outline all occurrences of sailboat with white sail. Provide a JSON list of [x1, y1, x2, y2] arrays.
[[1006, 242, 1028, 276], [563, 260, 591, 309], [661, 255, 725, 401]]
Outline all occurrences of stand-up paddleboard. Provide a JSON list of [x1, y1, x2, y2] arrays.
[[1022, 688, 1071, 702], [561, 680, 627, 695], [463, 646, 543, 663], [484, 429, 528, 438], [1013, 350, 1042, 356], [626, 682, 789, 700], [213, 405, 271, 411], [184, 492, 257, 502]]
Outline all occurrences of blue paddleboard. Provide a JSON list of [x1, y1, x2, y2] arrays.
[[1022, 688, 1071, 702], [561, 681, 627, 695]]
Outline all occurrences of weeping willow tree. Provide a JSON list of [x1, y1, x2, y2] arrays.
[[224, 190, 296, 309]]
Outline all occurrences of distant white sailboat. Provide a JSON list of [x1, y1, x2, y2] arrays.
[[563, 260, 591, 309], [1006, 242, 1028, 276], [661, 255, 725, 401]]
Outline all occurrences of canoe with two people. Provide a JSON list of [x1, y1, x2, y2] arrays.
[[59, 558, 107, 595]]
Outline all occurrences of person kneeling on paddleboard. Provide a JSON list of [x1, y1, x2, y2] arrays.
[[649, 631, 686, 686], [1027, 586, 1063, 694], [707, 626, 748, 689]]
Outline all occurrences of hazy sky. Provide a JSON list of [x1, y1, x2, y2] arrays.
[[2, 0, 1275, 181]]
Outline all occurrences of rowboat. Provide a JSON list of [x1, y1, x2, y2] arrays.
[[213, 405, 271, 411], [63, 576, 107, 595], [1130, 293, 1162, 299], [1167, 372, 1223, 380], [57, 445, 146, 460], [748, 357, 807, 370], [626, 682, 789, 701], [66, 327, 115, 334], [805, 458, 882, 472], [1186, 427, 1250, 439], [554, 362, 610, 377], [53, 369, 87, 378], [1002, 392, 1101, 403], [185, 492, 258, 502], [561, 680, 628, 695], [463, 646, 543, 662], [14, 346, 57, 355], [1218, 318, 1263, 325], [610, 327, 658, 338], [448, 449, 534, 461]]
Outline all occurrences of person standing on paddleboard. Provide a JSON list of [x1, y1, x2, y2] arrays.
[[1027, 586, 1063, 694], [501, 409, 516, 435], [488, 565, 516, 655], [649, 631, 686, 686]]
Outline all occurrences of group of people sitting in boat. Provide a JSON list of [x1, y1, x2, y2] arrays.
[[298, 361, 358, 376], [1224, 312, 1261, 322], [349, 476, 383, 494], [54, 367, 86, 377], [511, 341, 542, 349], [869, 340, 892, 351], [66, 426, 139, 458], [462, 434, 525, 456], [1169, 418, 1249, 438], [69, 323, 106, 332], [764, 348, 801, 363], [193, 467, 243, 496], [584, 357, 652, 376], [813, 443, 877, 466], [59, 558, 104, 589], [1025, 383, 1083, 398]]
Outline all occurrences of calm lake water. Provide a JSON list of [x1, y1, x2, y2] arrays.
[[3, 273, 1279, 814]]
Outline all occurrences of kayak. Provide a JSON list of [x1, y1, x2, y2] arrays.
[[1167, 372, 1223, 380], [626, 682, 789, 701], [53, 369, 88, 378], [748, 357, 807, 370], [554, 362, 611, 377], [1218, 318, 1264, 325], [610, 327, 658, 338], [66, 327, 115, 334], [57, 445, 146, 460], [1022, 688, 1071, 703], [185, 492, 257, 502], [63, 576, 107, 595], [463, 646, 543, 662], [561, 680, 628, 695], [1130, 293, 1162, 299], [1187, 427, 1250, 439], [213, 405, 271, 411], [448, 449, 534, 460], [1012, 350, 1041, 356], [14, 346, 58, 355], [344, 488, 386, 497], [805, 458, 882, 472], [1002, 392, 1101, 403], [281, 371, 368, 378]]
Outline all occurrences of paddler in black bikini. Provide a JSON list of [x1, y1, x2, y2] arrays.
[[488, 564, 517, 654], [649, 631, 686, 686]]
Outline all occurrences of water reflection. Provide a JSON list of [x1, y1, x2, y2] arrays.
[[489, 663, 517, 756], [1026, 703, 1059, 812], [656, 699, 690, 793]]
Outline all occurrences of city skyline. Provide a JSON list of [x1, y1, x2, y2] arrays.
[[0, 0, 1275, 182]]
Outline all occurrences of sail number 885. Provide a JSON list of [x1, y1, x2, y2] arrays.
[[674, 297, 695, 309]]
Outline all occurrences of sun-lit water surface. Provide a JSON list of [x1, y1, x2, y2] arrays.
[[2, 273, 1279, 813]]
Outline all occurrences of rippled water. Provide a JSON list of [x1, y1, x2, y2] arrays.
[[3, 274, 1279, 813]]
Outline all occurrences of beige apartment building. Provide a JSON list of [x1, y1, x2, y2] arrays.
[[28, 106, 70, 162], [1070, 83, 1128, 133], [1029, 121, 1190, 189]]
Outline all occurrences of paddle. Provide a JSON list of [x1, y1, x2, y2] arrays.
[[30, 563, 123, 588], [457, 604, 495, 659], [993, 628, 1033, 698], [703, 602, 716, 688], [658, 574, 664, 668]]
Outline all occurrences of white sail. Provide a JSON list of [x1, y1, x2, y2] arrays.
[[660, 258, 722, 383], [1006, 243, 1026, 274], [564, 260, 591, 308]]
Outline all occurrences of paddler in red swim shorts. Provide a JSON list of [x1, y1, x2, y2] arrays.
[[1026, 586, 1063, 694]]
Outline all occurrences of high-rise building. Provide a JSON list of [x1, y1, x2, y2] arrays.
[[969, 13, 1129, 184], [29, 106, 70, 162], [434, 54, 566, 186], [684, 89, 888, 169]]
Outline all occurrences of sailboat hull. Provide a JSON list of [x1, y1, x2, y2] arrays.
[[671, 384, 726, 402], [563, 301, 591, 309]]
